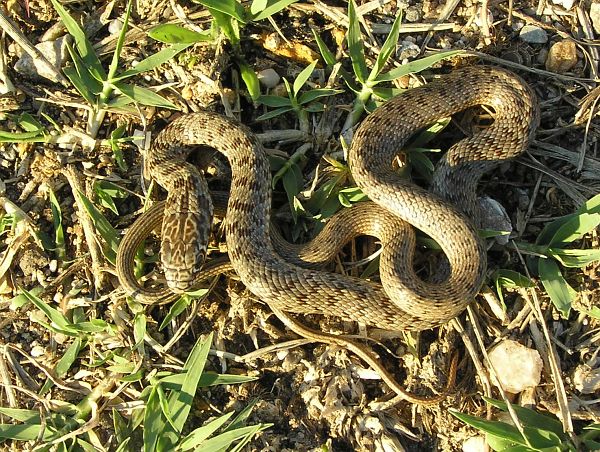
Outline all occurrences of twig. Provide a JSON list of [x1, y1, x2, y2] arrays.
[[511, 244, 575, 437], [464, 305, 531, 439], [64, 165, 108, 291], [576, 6, 600, 80], [479, 0, 492, 46]]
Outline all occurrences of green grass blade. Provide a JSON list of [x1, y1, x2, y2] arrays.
[[0, 130, 47, 143], [148, 24, 212, 44], [257, 95, 293, 107], [143, 387, 170, 452], [107, 0, 132, 81], [168, 333, 214, 432], [196, 0, 248, 23], [238, 61, 261, 102], [311, 28, 336, 66], [109, 124, 128, 171], [293, 60, 318, 96], [194, 424, 271, 451], [250, 0, 268, 16], [0, 408, 41, 424], [547, 248, 600, 268], [548, 212, 600, 246], [208, 8, 240, 43], [0, 424, 55, 441], [256, 106, 294, 121], [298, 88, 343, 105], [449, 409, 528, 446], [577, 193, 600, 214], [49, 0, 105, 80], [133, 312, 147, 351], [368, 10, 403, 82], [375, 50, 464, 82], [112, 82, 177, 109], [159, 295, 194, 330], [225, 399, 258, 431], [347, 0, 368, 83], [113, 43, 192, 81], [178, 411, 235, 451], [63, 44, 102, 102], [533, 193, 600, 245], [20, 289, 77, 334], [40, 337, 84, 395], [93, 180, 128, 215], [538, 258, 574, 318], [492, 269, 534, 303], [158, 371, 257, 390], [48, 187, 66, 264], [252, 0, 299, 21], [483, 397, 565, 438], [77, 190, 120, 263]]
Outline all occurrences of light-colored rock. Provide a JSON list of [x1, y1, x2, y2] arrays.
[[404, 6, 422, 22], [478, 196, 512, 245], [14, 35, 70, 82], [398, 40, 420, 61], [488, 340, 543, 393], [519, 25, 548, 44], [591, 2, 600, 35], [257, 68, 280, 89], [546, 40, 578, 73], [108, 18, 124, 35], [573, 364, 600, 393], [463, 436, 487, 452], [552, 0, 576, 9]]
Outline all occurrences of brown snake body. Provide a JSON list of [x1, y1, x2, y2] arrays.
[[116, 66, 538, 402]]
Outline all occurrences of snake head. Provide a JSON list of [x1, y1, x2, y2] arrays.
[[161, 211, 210, 293]]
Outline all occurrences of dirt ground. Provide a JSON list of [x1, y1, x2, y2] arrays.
[[0, 0, 599, 450]]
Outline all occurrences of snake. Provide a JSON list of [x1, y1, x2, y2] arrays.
[[115, 65, 538, 402]]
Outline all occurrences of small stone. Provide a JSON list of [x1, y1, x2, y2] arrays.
[[478, 197, 512, 245], [108, 19, 123, 35], [536, 47, 549, 65], [463, 436, 486, 452], [590, 2, 600, 34], [404, 6, 422, 22], [14, 35, 70, 82], [519, 25, 548, 44], [551, 0, 575, 9], [488, 340, 543, 394], [257, 68, 280, 89], [511, 20, 526, 32], [398, 40, 420, 60], [30, 345, 46, 358], [546, 40, 578, 73], [573, 364, 600, 394]]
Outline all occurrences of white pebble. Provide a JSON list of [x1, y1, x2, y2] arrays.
[[551, 0, 575, 9], [463, 436, 486, 452], [488, 340, 543, 393], [108, 19, 124, 35], [590, 3, 600, 34], [30, 345, 46, 358]]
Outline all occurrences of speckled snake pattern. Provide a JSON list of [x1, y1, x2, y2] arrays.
[[116, 66, 539, 332]]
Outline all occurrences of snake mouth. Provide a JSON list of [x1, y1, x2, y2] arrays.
[[164, 269, 198, 294]]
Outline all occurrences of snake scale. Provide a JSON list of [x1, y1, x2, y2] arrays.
[[116, 66, 538, 401]]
